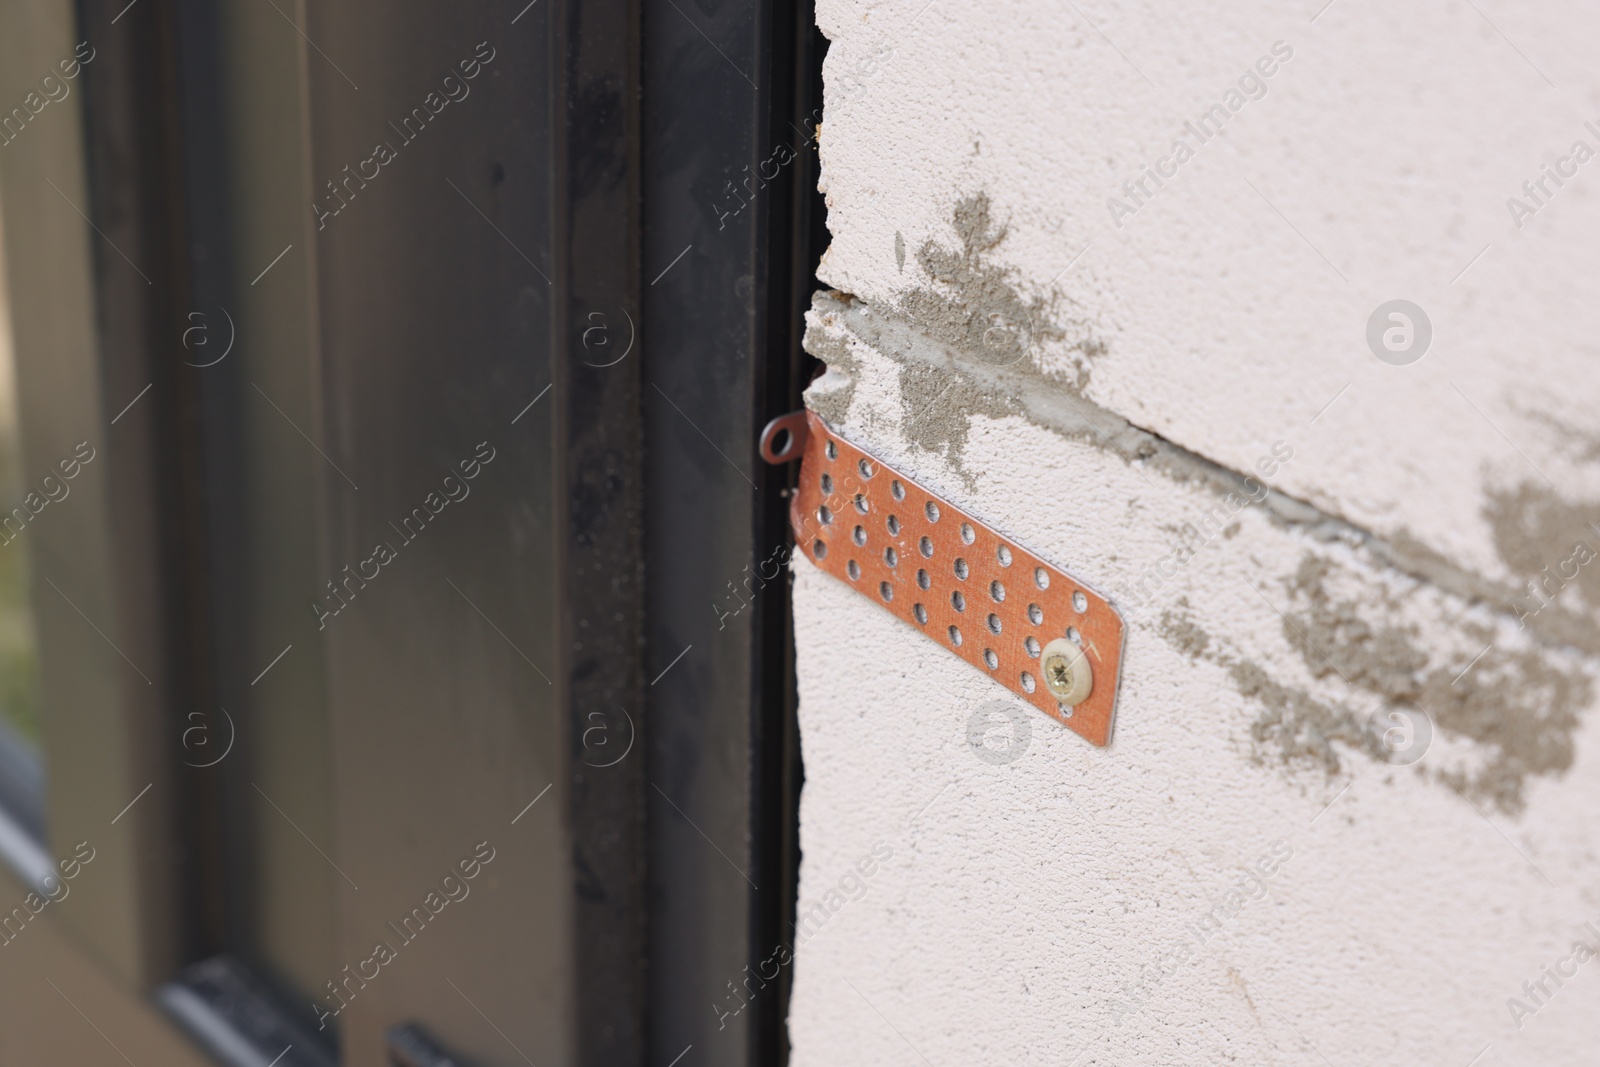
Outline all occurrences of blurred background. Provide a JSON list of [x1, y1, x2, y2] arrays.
[[0, 0, 823, 1064], [0, 228, 44, 831]]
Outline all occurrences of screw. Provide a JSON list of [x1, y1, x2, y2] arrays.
[[1045, 654, 1073, 692], [1040, 638, 1093, 706]]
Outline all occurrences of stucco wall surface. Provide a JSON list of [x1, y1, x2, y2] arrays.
[[813, 0, 1600, 596], [789, 2, 1600, 1064]]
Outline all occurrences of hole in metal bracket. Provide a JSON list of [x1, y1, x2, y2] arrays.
[[758, 410, 810, 464]]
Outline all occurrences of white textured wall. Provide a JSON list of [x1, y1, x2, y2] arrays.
[[790, 2, 1600, 1064]]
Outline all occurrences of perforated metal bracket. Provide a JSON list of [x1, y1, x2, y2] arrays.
[[762, 410, 1127, 747]]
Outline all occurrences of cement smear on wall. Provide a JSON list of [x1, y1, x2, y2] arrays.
[[805, 192, 1599, 818]]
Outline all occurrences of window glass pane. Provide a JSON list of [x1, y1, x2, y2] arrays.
[[0, 203, 44, 833]]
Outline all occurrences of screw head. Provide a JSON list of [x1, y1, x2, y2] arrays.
[[1040, 638, 1092, 706]]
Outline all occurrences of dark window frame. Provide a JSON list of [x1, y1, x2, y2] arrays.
[[0, 0, 826, 1060]]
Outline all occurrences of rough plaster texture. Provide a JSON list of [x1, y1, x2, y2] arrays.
[[790, 2, 1600, 1064]]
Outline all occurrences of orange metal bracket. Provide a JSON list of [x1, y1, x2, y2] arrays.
[[762, 410, 1127, 747]]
